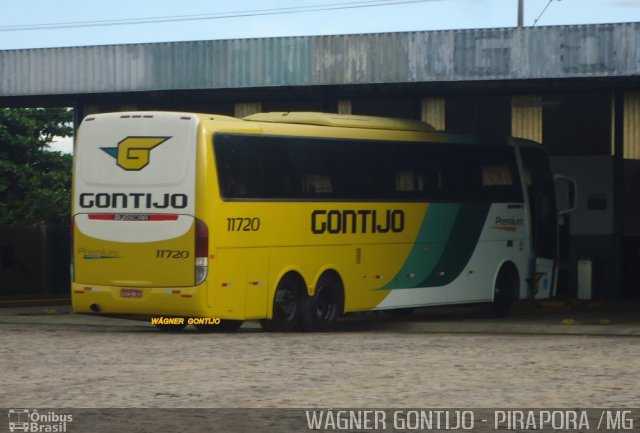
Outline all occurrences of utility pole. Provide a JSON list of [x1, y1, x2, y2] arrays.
[[533, 0, 561, 27], [518, 0, 524, 27]]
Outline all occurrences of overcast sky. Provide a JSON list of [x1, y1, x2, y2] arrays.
[[1, 0, 639, 50]]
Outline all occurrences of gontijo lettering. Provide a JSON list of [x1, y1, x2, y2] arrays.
[[79, 192, 188, 209], [311, 209, 404, 234], [150, 317, 222, 325], [305, 409, 474, 430]]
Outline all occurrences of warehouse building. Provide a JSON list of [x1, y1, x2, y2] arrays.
[[1, 22, 639, 299]]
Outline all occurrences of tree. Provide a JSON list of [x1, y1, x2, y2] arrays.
[[0, 108, 73, 225]]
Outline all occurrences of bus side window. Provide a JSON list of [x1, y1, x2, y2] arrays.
[[302, 174, 333, 194], [215, 139, 260, 198], [442, 152, 482, 201], [481, 163, 518, 201], [482, 164, 513, 186], [395, 169, 424, 193], [224, 173, 248, 197]]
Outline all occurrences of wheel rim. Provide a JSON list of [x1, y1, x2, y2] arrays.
[[316, 285, 337, 322], [274, 283, 297, 322]]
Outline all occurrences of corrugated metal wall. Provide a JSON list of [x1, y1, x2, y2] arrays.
[[1, 23, 638, 97]]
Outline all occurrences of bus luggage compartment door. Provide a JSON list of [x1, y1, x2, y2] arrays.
[[209, 248, 269, 319]]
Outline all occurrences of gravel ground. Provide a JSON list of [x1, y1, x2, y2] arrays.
[[1, 309, 639, 409]]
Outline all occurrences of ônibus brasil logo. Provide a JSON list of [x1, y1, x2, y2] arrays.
[[101, 136, 171, 171], [8, 409, 73, 432]]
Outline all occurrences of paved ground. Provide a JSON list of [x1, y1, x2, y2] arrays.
[[1, 303, 639, 410]]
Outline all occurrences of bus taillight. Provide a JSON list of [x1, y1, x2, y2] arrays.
[[195, 218, 208, 285]]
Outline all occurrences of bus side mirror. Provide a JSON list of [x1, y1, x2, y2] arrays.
[[554, 174, 577, 216]]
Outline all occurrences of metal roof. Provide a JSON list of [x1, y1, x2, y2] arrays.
[[1, 23, 638, 97]]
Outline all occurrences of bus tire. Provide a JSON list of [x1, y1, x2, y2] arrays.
[[194, 320, 243, 333], [260, 273, 303, 332], [491, 265, 518, 318], [301, 272, 343, 332]]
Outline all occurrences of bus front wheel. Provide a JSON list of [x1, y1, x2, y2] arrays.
[[261, 274, 303, 332], [301, 273, 343, 332], [491, 265, 518, 318]]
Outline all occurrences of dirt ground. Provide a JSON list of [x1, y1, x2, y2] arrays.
[[1, 308, 639, 409]]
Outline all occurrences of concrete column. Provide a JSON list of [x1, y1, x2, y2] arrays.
[[612, 90, 625, 297]]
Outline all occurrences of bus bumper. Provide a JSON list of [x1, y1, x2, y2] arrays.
[[71, 282, 210, 318]]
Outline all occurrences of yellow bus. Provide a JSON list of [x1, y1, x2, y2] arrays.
[[71, 111, 572, 332]]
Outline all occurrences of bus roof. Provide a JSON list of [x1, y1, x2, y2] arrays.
[[244, 112, 435, 132]]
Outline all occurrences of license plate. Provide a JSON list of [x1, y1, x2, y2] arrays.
[[120, 288, 143, 298]]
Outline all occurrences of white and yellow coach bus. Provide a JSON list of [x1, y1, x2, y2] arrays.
[[71, 111, 572, 332]]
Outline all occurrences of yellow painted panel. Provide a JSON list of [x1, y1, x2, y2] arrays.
[[208, 247, 269, 319], [74, 223, 195, 287]]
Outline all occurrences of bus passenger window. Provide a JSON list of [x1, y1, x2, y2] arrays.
[[224, 173, 248, 196], [302, 174, 333, 194], [482, 164, 513, 186], [395, 170, 423, 192]]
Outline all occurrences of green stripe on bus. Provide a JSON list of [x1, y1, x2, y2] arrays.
[[418, 202, 490, 287], [379, 203, 459, 290], [380, 202, 490, 290]]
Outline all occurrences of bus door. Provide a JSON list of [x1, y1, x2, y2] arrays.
[[520, 147, 558, 299]]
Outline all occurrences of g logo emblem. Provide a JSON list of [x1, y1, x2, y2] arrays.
[[101, 136, 171, 171]]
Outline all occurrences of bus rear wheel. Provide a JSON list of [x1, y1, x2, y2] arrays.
[[491, 265, 517, 318], [301, 273, 343, 332], [261, 274, 303, 332]]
